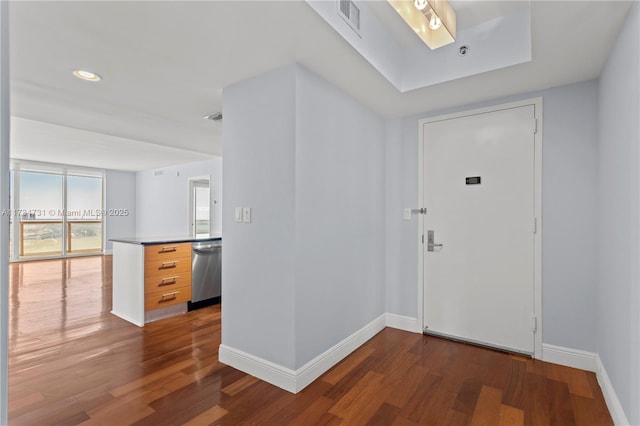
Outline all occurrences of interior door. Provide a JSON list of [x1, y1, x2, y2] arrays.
[[422, 105, 536, 355]]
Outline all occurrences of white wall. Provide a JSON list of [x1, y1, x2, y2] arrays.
[[597, 3, 640, 424], [222, 64, 297, 368], [294, 66, 386, 368], [135, 158, 222, 237], [104, 170, 136, 250], [385, 80, 600, 352]]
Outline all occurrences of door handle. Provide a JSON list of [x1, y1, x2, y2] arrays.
[[427, 230, 444, 252]]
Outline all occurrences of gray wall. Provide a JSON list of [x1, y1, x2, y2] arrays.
[[597, 3, 640, 424], [0, 2, 8, 422], [384, 117, 420, 316], [384, 80, 600, 352], [222, 65, 297, 368], [294, 66, 385, 368], [135, 158, 222, 237], [539, 83, 598, 351], [104, 170, 136, 250], [222, 64, 386, 369]]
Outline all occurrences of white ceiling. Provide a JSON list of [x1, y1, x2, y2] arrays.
[[310, 0, 532, 91], [10, 117, 215, 172], [9, 1, 633, 171]]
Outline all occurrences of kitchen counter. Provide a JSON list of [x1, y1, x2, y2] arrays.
[[110, 234, 222, 326], [111, 234, 222, 245]]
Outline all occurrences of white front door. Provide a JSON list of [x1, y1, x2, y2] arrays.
[[422, 105, 536, 355]]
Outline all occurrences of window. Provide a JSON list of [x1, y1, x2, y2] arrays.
[[19, 171, 64, 257], [9, 163, 104, 260], [67, 175, 103, 253]]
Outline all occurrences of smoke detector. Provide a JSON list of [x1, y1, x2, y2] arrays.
[[203, 112, 222, 121]]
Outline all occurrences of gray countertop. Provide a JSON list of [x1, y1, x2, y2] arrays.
[[110, 234, 222, 245]]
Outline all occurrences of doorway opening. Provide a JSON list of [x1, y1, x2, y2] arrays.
[[189, 178, 210, 237]]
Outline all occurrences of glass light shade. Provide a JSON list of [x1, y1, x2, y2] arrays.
[[388, 0, 456, 50], [429, 14, 442, 30], [414, 0, 428, 11]]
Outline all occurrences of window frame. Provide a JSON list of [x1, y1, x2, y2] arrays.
[[9, 160, 105, 261]]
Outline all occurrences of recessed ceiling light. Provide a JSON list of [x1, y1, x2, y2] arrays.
[[72, 69, 102, 82]]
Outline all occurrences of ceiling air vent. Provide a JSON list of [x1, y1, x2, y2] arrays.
[[338, 0, 361, 36]]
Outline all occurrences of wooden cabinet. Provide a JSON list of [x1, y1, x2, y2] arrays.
[[112, 240, 195, 326], [144, 273, 191, 293], [144, 286, 192, 311], [144, 242, 192, 260], [143, 242, 192, 311]]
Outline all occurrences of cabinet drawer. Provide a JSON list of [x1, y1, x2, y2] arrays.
[[144, 257, 191, 277], [144, 270, 191, 294], [144, 285, 191, 311], [145, 242, 191, 262]]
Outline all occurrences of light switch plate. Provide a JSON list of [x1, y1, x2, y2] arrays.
[[243, 207, 251, 223], [403, 208, 411, 220], [235, 207, 243, 223]]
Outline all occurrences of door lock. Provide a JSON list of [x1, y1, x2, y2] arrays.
[[427, 230, 443, 252]]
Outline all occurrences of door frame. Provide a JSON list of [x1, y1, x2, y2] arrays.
[[188, 175, 211, 236], [417, 97, 543, 359]]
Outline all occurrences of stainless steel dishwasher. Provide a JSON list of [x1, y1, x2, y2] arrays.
[[189, 240, 222, 310]]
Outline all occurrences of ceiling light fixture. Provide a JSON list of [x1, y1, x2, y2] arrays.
[[389, 0, 456, 50], [428, 12, 442, 30], [414, 0, 428, 11], [72, 69, 102, 82]]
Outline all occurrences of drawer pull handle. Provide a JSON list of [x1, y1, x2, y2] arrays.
[[160, 261, 178, 268], [160, 276, 179, 285], [160, 246, 177, 252], [161, 291, 179, 300]]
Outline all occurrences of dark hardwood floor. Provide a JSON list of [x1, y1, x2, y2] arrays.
[[8, 255, 612, 425]]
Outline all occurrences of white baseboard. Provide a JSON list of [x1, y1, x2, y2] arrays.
[[219, 314, 386, 394], [542, 344, 629, 426], [219, 344, 297, 393], [295, 314, 386, 392], [541, 343, 598, 372], [103, 250, 113, 255], [595, 355, 630, 426], [385, 313, 421, 333], [221, 319, 632, 425], [110, 310, 143, 327]]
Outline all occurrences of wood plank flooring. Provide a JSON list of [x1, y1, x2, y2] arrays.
[[8, 256, 612, 425]]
